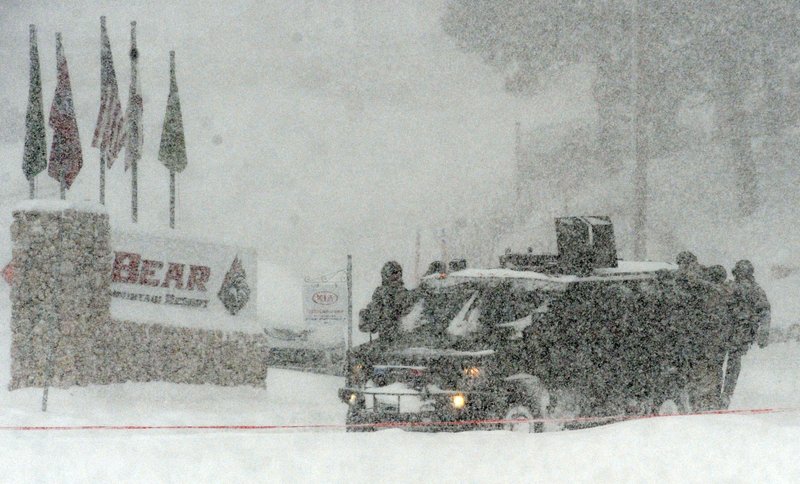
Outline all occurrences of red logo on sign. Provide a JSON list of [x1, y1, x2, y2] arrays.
[[2, 262, 13, 285], [312, 291, 338, 305]]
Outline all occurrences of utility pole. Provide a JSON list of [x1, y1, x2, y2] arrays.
[[346, 255, 353, 353], [413, 229, 421, 285], [632, 0, 648, 260]]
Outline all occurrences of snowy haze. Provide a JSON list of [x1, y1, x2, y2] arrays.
[[2, 2, 800, 481], [0, 0, 593, 326]]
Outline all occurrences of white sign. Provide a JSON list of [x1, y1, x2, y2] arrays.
[[110, 232, 258, 329], [302, 279, 348, 348]]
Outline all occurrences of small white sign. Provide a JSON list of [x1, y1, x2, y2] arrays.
[[303, 279, 348, 348]]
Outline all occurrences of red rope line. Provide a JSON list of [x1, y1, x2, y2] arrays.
[[0, 407, 796, 432]]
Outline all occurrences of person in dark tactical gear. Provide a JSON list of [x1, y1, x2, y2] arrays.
[[691, 264, 731, 410], [675, 251, 700, 274], [424, 260, 446, 277], [358, 261, 416, 344], [721, 259, 771, 407], [674, 250, 707, 308], [671, 251, 708, 399]]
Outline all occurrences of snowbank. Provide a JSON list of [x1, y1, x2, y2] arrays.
[[13, 199, 107, 214], [0, 334, 797, 482]]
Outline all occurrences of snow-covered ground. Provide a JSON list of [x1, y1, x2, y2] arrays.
[[0, 352, 799, 483], [2, 1, 800, 481], [1, 263, 800, 482]]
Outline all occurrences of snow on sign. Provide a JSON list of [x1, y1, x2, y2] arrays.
[[303, 278, 348, 348], [110, 232, 258, 325]]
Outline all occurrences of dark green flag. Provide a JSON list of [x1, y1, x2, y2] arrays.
[[158, 51, 187, 173], [23, 25, 47, 182]]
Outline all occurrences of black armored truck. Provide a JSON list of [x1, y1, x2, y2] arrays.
[[339, 216, 729, 431]]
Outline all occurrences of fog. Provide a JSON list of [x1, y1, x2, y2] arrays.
[[2, 3, 800, 481], [2, 1, 799, 327], [0, 1, 595, 305]]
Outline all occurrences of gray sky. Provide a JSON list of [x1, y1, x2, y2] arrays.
[[0, 1, 592, 305]]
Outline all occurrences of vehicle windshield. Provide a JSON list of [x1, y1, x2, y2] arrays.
[[396, 282, 551, 349]]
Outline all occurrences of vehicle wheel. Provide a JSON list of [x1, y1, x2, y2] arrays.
[[657, 389, 693, 416], [503, 404, 544, 433], [345, 406, 374, 432]]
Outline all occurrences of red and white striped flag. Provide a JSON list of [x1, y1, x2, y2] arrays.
[[92, 16, 126, 167]]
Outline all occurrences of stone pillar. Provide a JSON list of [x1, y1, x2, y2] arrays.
[[9, 202, 110, 389]]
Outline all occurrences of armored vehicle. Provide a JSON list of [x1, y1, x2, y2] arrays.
[[339, 217, 727, 431]]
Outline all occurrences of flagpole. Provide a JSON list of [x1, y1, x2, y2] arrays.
[[168, 51, 176, 229], [132, 156, 138, 221], [100, 152, 106, 204], [160, 49, 186, 226], [98, 17, 105, 206], [28, 24, 36, 199], [94, 15, 124, 207], [25, 24, 47, 199], [130, 21, 138, 223], [413, 229, 421, 286], [56, 33, 66, 202], [170, 169, 175, 228], [49, 31, 83, 199], [347, 254, 353, 353]]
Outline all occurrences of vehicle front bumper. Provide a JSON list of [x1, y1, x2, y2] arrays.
[[339, 387, 498, 431]]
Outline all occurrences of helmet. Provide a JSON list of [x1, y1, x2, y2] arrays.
[[381, 261, 403, 285], [425, 260, 446, 276], [732, 259, 754, 279], [676, 251, 698, 267], [707, 264, 727, 283]]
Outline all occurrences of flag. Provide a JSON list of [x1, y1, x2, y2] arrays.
[[23, 25, 47, 181], [218, 256, 251, 316], [48, 33, 83, 190], [92, 16, 125, 167], [124, 21, 143, 171], [159, 51, 187, 173]]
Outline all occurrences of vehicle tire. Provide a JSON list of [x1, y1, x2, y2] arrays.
[[657, 389, 693, 416], [345, 406, 374, 432], [502, 404, 544, 433]]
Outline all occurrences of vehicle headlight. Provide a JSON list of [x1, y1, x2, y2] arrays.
[[451, 393, 466, 410], [463, 366, 481, 379]]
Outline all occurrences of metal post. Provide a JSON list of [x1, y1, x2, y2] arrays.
[[27, 24, 38, 201], [59, 165, 66, 200], [130, 21, 138, 223], [100, 152, 106, 205], [440, 228, 448, 273], [631, 0, 647, 260], [347, 255, 353, 353], [132, 159, 138, 222], [169, 169, 175, 229], [413, 230, 421, 286]]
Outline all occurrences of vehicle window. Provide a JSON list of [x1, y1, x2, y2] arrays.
[[402, 285, 475, 338], [479, 283, 546, 328], [400, 299, 429, 332], [447, 291, 480, 336]]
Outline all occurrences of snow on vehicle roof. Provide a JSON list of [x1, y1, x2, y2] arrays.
[[583, 216, 612, 225], [422, 260, 676, 291]]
